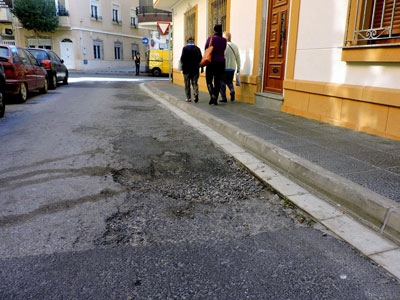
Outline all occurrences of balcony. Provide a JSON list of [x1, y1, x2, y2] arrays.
[[91, 14, 103, 21], [55, 4, 70, 28], [112, 19, 122, 25], [136, 6, 172, 23], [0, 8, 12, 23]]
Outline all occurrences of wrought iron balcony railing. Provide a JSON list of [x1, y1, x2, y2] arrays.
[[345, 0, 400, 46], [57, 5, 69, 16], [136, 6, 172, 17]]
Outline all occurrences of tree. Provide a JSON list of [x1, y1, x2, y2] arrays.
[[11, 0, 59, 37]]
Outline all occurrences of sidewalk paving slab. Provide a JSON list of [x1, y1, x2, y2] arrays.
[[143, 81, 400, 245]]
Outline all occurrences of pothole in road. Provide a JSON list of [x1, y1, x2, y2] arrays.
[[100, 157, 314, 247]]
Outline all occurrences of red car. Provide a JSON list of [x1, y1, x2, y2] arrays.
[[0, 45, 48, 102]]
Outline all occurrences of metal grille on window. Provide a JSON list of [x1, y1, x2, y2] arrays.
[[208, 0, 227, 36], [345, 0, 400, 46], [185, 7, 196, 44]]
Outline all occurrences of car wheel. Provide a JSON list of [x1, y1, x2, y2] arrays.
[[63, 72, 68, 85], [0, 91, 4, 118], [40, 78, 48, 94], [50, 73, 57, 89], [152, 68, 161, 77], [17, 83, 28, 103]]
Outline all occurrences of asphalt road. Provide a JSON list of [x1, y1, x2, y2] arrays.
[[0, 74, 399, 299]]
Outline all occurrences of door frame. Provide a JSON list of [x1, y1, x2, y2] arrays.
[[262, 0, 291, 94], [60, 39, 75, 70]]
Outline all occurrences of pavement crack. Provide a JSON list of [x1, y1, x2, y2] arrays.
[[0, 167, 117, 191], [0, 149, 105, 176], [0, 189, 123, 227]]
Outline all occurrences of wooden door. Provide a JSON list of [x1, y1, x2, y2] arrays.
[[263, 0, 290, 93]]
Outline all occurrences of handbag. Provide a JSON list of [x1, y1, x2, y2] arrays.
[[200, 36, 213, 67], [178, 60, 183, 71]]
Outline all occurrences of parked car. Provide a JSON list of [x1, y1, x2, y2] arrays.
[[0, 63, 5, 118], [27, 48, 68, 89], [0, 45, 48, 103]]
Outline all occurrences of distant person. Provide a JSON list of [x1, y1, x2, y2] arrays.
[[220, 32, 240, 102], [180, 35, 202, 102], [134, 52, 141, 75], [205, 24, 227, 105]]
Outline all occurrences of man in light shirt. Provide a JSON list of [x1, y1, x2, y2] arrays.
[[220, 32, 240, 102]]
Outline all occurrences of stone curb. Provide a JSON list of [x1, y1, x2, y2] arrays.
[[144, 82, 400, 245]]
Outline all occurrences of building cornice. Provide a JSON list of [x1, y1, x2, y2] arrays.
[[70, 27, 145, 39]]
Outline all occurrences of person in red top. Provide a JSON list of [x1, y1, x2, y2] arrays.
[[205, 24, 227, 105]]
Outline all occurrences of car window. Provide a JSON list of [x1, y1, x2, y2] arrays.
[[11, 47, 19, 63], [49, 51, 61, 63], [25, 50, 40, 66], [17, 48, 32, 66], [28, 49, 49, 61], [0, 47, 9, 57]]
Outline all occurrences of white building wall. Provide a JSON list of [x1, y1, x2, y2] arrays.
[[229, 0, 257, 75], [294, 0, 400, 89], [173, 0, 257, 75]]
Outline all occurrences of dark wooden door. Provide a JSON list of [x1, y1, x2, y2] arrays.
[[263, 0, 290, 93]]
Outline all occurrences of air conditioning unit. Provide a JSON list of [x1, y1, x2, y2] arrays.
[[5, 29, 13, 35]]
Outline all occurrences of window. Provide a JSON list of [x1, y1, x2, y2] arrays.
[[114, 42, 122, 60], [17, 48, 31, 66], [345, 0, 400, 47], [185, 6, 197, 44], [94, 41, 103, 60], [25, 50, 40, 66], [208, 0, 227, 36], [132, 43, 139, 59], [112, 5, 120, 23], [49, 51, 62, 64], [91, 0, 102, 20], [27, 38, 52, 49], [28, 49, 50, 61], [130, 9, 136, 26], [91, 4, 98, 18]]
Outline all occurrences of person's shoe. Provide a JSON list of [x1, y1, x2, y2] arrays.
[[231, 93, 235, 102], [209, 97, 214, 105], [220, 98, 227, 103], [185, 99, 192, 102], [194, 94, 199, 103]]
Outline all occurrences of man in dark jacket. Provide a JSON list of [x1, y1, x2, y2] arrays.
[[205, 24, 227, 105], [180, 35, 202, 103]]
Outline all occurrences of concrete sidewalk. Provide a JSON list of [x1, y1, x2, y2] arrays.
[[145, 81, 400, 244]]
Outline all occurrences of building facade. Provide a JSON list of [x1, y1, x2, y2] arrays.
[[154, 0, 400, 141], [11, 0, 150, 71]]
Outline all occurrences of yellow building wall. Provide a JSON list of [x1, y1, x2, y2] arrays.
[[282, 80, 400, 141], [173, 69, 258, 104]]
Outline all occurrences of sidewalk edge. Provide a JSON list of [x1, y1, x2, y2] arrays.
[[143, 82, 400, 245]]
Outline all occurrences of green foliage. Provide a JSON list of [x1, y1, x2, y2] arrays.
[[11, 0, 59, 33]]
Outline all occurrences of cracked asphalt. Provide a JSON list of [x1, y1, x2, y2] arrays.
[[0, 74, 399, 299]]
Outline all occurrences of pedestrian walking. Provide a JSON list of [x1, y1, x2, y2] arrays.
[[134, 53, 141, 75], [205, 24, 227, 105], [220, 32, 241, 103], [180, 35, 203, 103]]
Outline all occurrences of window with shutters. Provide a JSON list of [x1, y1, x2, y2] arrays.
[[114, 42, 122, 60], [184, 6, 197, 44], [344, 0, 400, 47], [93, 41, 103, 60], [208, 0, 227, 36]]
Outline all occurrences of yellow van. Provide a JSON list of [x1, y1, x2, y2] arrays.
[[147, 50, 172, 77]]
